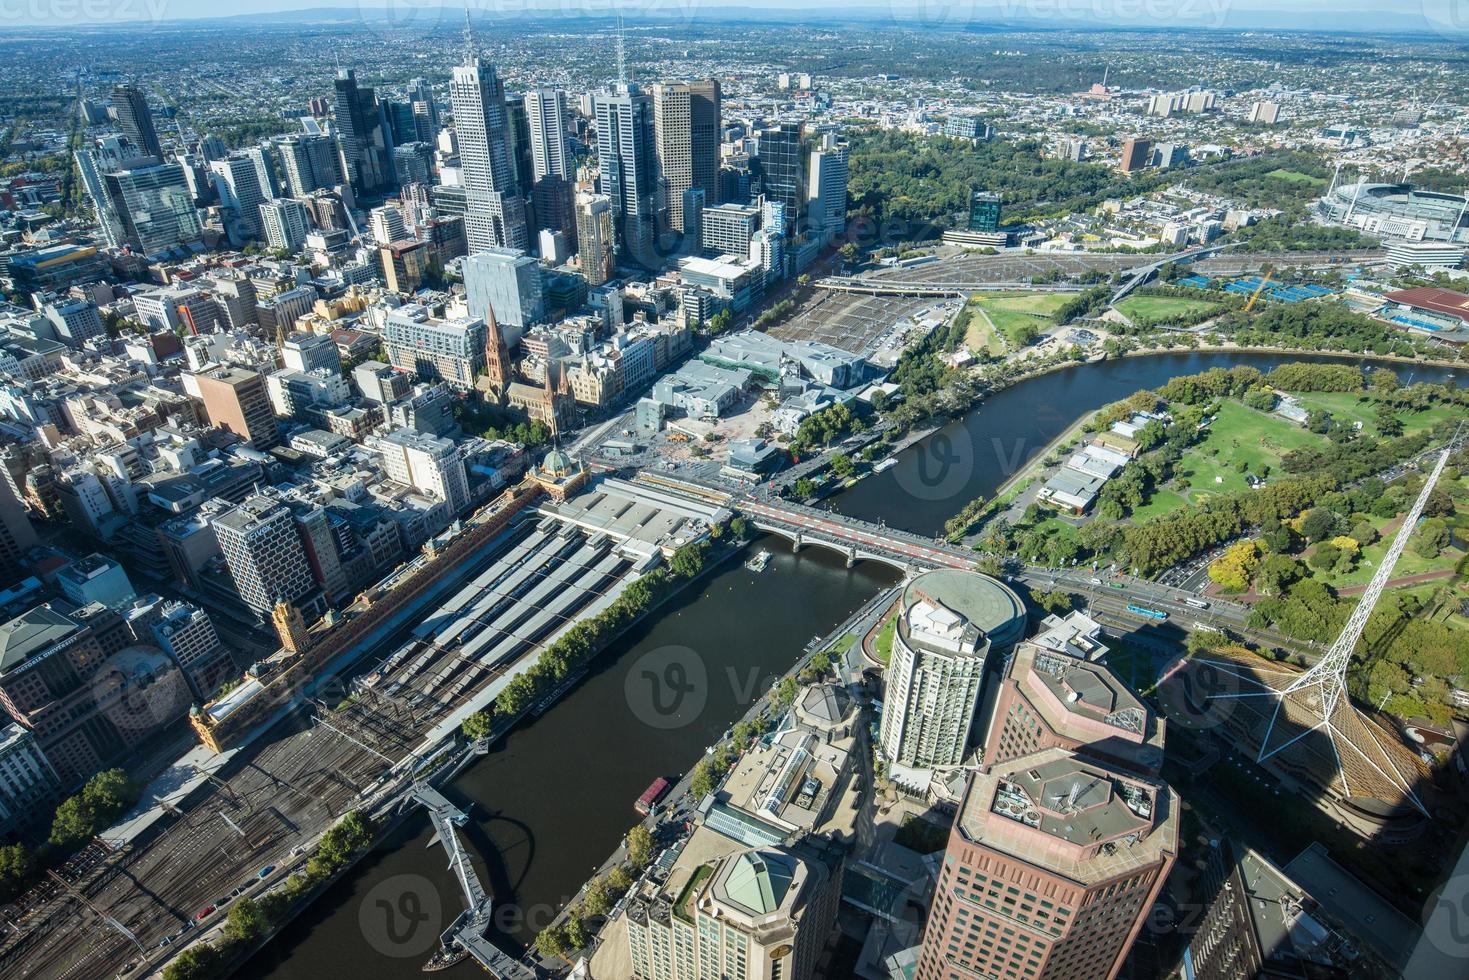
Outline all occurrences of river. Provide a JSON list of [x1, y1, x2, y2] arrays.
[[833, 350, 1463, 536], [245, 540, 897, 978], [247, 348, 1461, 977]]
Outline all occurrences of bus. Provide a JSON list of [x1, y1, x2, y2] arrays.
[[1126, 604, 1169, 622], [1183, 597, 1210, 610]]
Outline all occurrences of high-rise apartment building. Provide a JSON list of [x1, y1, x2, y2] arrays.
[[878, 569, 1027, 771], [259, 198, 311, 253], [277, 134, 343, 197], [1248, 100, 1281, 124], [110, 83, 163, 161], [915, 750, 1179, 980], [451, 51, 529, 252], [210, 495, 321, 618], [333, 69, 396, 195], [595, 84, 658, 264], [1119, 138, 1152, 173], [575, 192, 616, 285], [806, 133, 848, 238], [0, 478, 36, 579], [194, 367, 280, 449], [210, 155, 270, 244], [524, 89, 569, 180]]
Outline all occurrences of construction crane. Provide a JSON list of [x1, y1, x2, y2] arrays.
[[1244, 272, 1274, 312]]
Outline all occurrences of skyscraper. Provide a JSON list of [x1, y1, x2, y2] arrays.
[[968, 190, 1003, 232], [754, 122, 804, 235], [110, 83, 163, 161], [877, 569, 1027, 771], [652, 82, 692, 232], [575, 192, 615, 285], [210, 155, 269, 244], [451, 47, 529, 253], [806, 132, 848, 239], [653, 81, 724, 234], [594, 84, 658, 265], [407, 77, 438, 142], [915, 751, 1178, 980], [277, 134, 343, 197], [100, 163, 204, 257], [524, 89, 569, 180], [333, 69, 396, 195], [259, 198, 312, 253], [688, 79, 722, 207], [1119, 138, 1152, 173]]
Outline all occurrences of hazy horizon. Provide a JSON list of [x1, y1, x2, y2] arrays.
[[0, 0, 1466, 33]]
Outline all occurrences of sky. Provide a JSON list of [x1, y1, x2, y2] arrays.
[[0, 0, 1466, 32]]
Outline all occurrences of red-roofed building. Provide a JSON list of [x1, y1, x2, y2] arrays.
[[1382, 286, 1469, 342]]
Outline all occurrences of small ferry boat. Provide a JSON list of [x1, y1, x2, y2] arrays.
[[423, 943, 468, 972], [745, 550, 772, 572], [873, 458, 898, 474]]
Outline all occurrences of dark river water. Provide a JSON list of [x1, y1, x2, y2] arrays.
[[247, 349, 1461, 977]]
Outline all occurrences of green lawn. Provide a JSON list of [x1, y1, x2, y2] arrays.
[[1304, 475, 1469, 588], [972, 293, 1072, 347], [1172, 401, 1324, 503], [1288, 391, 1460, 438], [1129, 489, 1189, 521], [1115, 294, 1225, 323], [1265, 168, 1328, 188], [873, 615, 896, 665]]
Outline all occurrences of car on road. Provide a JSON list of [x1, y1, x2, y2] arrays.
[[258, 865, 276, 879], [1089, 577, 1102, 585], [195, 905, 216, 921]]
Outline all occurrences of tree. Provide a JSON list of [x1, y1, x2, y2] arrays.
[[689, 758, 720, 799], [564, 913, 590, 949], [163, 943, 220, 980], [829, 453, 855, 479], [608, 865, 634, 894], [1308, 542, 1341, 571], [791, 477, 819, 501], [1028, 589, 1073, 615], [535, 924, 568, 959], [1413, 518, 1450, 559], [1255, 554, 1302, 596], [1348, 522, 1378, 548], [1299, 508, 1337, 543], [1208, 541, 1260, 592], [461, 710, 493, 741], [582, 876, 613, 916], [0, 844, 35, 900], [626, 824, 655, 867], [224, 897, 268, 946]]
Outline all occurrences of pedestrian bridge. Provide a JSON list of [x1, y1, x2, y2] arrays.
[[405, 784, 535, 980]]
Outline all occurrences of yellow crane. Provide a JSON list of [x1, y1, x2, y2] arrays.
[[1244, 271, 1274, 312]]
